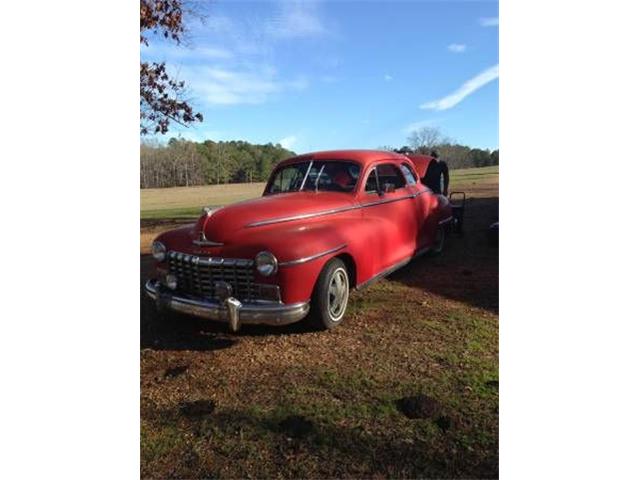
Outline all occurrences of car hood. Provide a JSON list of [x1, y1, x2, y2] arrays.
[[194, 191, 356, 244]]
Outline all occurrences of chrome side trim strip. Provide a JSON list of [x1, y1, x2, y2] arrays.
[[356, 258, 411, 290], [360, 194, 414, 208], [355, 245, 431, 290], [438, 215, 453, 225], [245, 188, 430, 228], [280, 244, 348, 267], [246, 205, 360, 227]]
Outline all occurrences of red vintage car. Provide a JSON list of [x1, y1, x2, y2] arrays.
[[145, 150, 453, 332]]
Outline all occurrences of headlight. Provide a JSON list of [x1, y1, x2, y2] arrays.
[[151, 241, 166, 261], [255, 251, 278, 276]]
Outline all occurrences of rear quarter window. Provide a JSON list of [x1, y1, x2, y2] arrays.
[[377, 164, 406, 189], [400, 163, 417, 185]]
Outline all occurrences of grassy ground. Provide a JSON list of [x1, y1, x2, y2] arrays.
[[141, 183, 266, 220], [140, 166, 498, 478]]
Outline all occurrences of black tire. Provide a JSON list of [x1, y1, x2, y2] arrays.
[[308, 258, 350, 330], [428, 225, 446, 256]]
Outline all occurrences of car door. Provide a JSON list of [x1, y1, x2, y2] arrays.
[[399, 161, 430, 249], [357, 162, 419, 275]]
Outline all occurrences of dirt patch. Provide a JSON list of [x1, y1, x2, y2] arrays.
[[278, 415, 315, 438], [396, 395, 442, 419], [435, 415, 453, 432], [140, 173, 499, 478], [164, 365, 188, 378], [179, 399, 216, 417]]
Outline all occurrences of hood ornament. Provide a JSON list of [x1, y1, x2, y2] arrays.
[[193, 207, 224, 246], [202, 206, 216, 217]]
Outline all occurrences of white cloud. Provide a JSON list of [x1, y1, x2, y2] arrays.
[[448, 43, 467, 53], [142, 2, 331, 110], [278, 135, 297, 150], [479, 17, 499, 27], [384, 74, 393, 81], [266, 1, 327, 39], [420, 64, 499, 111], [183, 66, 309, 106]]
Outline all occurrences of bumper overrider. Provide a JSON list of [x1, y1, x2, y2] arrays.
[[144, 280, 310, 332]]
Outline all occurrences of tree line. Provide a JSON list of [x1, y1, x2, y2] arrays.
[[140, 138, 296, 188], [381, 126, 499, 170], [140, 127, 497, 189]]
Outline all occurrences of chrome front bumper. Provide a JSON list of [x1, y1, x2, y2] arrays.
[[144, 280, 310, 332]]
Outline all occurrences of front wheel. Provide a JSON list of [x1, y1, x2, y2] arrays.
[[308, 258, 350, 330]]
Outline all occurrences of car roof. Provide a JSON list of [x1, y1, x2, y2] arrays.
[[277, 149, 411, 170]]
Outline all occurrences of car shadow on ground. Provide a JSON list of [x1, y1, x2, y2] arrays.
[[388, 195, 499, 314]]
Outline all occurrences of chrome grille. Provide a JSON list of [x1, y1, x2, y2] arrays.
[[167, 251, 259, 301]]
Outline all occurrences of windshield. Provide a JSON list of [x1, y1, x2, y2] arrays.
[[267, 161, 361, 194]]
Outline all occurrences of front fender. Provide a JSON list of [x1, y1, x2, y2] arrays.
[[235, 221, 351, 304]]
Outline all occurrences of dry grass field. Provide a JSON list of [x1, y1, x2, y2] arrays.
[[141, 182, 266, 220], [140, 165, 498, 478]]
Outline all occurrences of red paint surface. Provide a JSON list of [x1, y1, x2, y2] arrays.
[[154, 150, 452, 304]]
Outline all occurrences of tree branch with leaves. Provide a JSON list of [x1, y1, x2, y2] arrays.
[[140, 0, 203, 135]]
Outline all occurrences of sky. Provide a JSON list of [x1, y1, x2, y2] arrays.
[[141, 0, 499, 152]]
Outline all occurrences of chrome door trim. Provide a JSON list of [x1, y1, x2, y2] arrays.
[[245, 190, 429, 228], [280, 244, 348, 267], [355, 245, 431, 290], [245, 205, 360, 227]]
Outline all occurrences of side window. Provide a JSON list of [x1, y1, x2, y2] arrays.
[[377, 164, 406, 190], [364, 168, 379, 193], [400, 163, 417, 185]]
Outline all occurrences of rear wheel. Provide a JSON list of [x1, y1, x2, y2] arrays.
[[308, 258, 350, 330], [428, 225, 446, 256]]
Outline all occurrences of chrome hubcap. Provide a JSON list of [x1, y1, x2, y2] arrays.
[[435, 227, 445, 251], [328, 267, 349, 321]]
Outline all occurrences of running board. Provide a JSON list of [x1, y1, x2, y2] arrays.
[[355, 247, 430, 291]]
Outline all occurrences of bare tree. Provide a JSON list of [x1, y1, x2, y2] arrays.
[[407, 127, 451, 154]]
